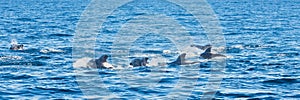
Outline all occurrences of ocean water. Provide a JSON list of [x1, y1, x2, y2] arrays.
[[0, 0, 299, 99]]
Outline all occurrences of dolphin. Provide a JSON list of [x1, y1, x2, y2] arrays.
[[168, 53, 200, 65], [94, 55, 114, 69], [10, 44, 24, 50], [200, 47, 226, 59], [130, 57, 149, 67]]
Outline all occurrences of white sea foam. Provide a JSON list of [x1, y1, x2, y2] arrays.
[[40, 48, 64, 53]]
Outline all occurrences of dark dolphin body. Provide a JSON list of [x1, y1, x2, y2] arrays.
[[200, 47, 226, 59], [10, 44, 24, 50], [94, 55, 114, 69], [168, 53, 199, 65], [130, 57, 149, 67]]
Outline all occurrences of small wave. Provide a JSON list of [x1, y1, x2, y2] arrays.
[[49, 34, 73, 37], [260, 63, 285, 66], [276, 52, 299, 57], [1, 73, 34, 80], [0, 61, 46, 66], [227, 46, 243, 53], [224, 32, 241, 35], [0, 56, 22, 61], [73, 57, 93, 68], [158, 77, 178, 84], [41, 76, 66, 80], [44, 25, 62, 29], [162, 50, 181, 55], [127, 87, 162, 95], [284, 94, 300, 99], [15, 18, 37, 22], [40, 48, 64, 54], [262, 78, 298, 84], [21, 48, 41, 53], [218, 92, 252, 98], [11, 74, 34, 80], [244, 44, 262, 48], [212, 46, 226, 53], [246, 67, 256, 71], [217, 89, 277, 99], [34, 56, 51, 60], [143, 50, 162, 54], [35, 86, 79, 94]]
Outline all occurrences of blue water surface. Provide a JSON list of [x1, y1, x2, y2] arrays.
[[0, 0, 299, 99]]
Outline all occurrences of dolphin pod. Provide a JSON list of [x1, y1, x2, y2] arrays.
[[87, 44, 226, 69], [11, 43, 225, 69]]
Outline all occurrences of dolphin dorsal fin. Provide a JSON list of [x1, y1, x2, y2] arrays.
[[98, 55, 108, 62], [204, 47, 212, 53], [175, 53, 186, 64]]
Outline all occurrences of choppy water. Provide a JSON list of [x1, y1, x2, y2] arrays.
[[0, 0, 299, 99]]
